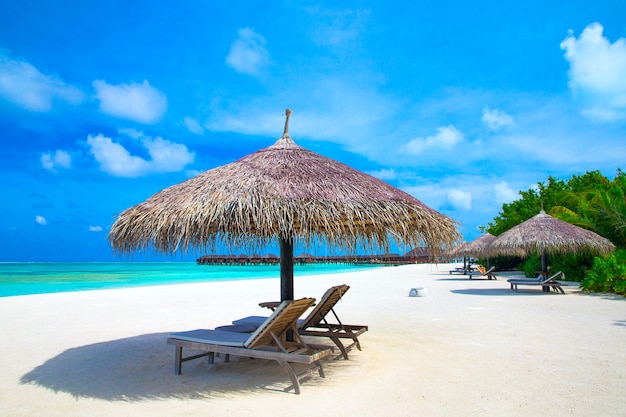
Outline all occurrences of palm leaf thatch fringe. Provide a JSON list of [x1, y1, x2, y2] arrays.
[[454, 233, 496, 258], [488, 211, 615, 258], [109, 110, 461, 257]]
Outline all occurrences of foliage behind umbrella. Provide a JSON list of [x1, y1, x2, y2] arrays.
[[109, 110, 460, 259]]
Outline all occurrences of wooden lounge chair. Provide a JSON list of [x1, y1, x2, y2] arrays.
[[508, 271, 568, 294], [167, 297, 333, 394], [232, 284, 368, 360], [466, 265, 497, 280]]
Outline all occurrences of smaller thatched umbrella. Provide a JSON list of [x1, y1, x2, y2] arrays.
[[488, 210, 615, 275], [443, 240, 468, 267], [456, 233, 496, 259], [456, 232, 496, 268]]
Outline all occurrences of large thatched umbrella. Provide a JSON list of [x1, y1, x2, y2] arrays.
[[488, 210, 615, 275], [109, 109, 461, 300]]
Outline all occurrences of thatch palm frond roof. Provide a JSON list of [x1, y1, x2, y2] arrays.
[[109, 110, 461, 256], [488, 211, 615, 257], [455, 233, 496, 258]]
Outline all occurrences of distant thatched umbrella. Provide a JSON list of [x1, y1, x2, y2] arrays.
[[109, 109, 461, 300], [444, 240, 466, 258], [455, 233, 496, 259], [442, 241, 468, 269], [488, 210, 615, 275]]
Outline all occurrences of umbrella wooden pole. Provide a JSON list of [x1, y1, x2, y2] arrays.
[[541, 248, 549, 292], [541, 249, 548, 276], [279, 236, 294, 301], [279, 236, 295, 342]]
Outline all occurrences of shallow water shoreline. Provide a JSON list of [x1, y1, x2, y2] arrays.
[[0, 262, 383, 298]]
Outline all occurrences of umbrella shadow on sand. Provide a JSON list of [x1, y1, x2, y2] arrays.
[[437, 277, 491, 281], [20, 332, 332, 400]]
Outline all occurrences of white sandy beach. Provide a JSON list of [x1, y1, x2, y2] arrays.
[[1, 263, 624, 417]]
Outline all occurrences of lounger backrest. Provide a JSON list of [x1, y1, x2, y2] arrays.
[[298, 284, 350, 330], [541, 271, 563, 283], [244, 297, 315, 349]]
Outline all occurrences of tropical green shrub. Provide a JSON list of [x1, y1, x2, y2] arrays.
[[477, 255, 522, 272], [522, 254, 541, 278], [549, 253, 594, 281], [519, 252, 593, 281], [581, 250, 626, 295]]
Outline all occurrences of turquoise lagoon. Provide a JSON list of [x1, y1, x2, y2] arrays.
[[0, 262, 377, 298]]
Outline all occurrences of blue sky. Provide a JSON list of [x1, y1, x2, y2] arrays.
[[1, 1, 625, 261]]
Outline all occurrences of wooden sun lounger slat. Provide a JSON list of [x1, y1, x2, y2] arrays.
[[166, 339, 331, 365], [466, 266, 497, 280]]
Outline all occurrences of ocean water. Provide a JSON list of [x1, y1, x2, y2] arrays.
[[0, 262, 378, 298]]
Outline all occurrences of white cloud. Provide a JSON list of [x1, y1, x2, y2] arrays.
[[89, 225, 103, 232], [41, 150, 72, 171], [86, 131, 194, 177], [405, 125, 464, 155], [93, 79, 167, 123], [35, 215, 47, 225], [0, 53, 83, 111], [494, 181, 518, 204], [446, 188, 472, 211], [117, 127, 144, 140], [560, 22, 626, 121], [142, 136, 196, 172], [481, 106, 514, 130], [184, 116, 205, 135], [202, 77, 402, 167], [87, 134, 148, 177], [226, 28, 270, 76], [367, 168, 396, 181], [185, 169, 203, 178], [401, 183, 449, 213]]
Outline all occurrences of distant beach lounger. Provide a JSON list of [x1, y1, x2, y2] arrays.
[[231, 284, 368, 360], [167, 297, 333, 394], [507, 271, 568, 294], [449, 265, 475, 274], [466, 265, 497, 280]]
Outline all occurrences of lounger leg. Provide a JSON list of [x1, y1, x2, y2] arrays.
[[330, 337, 350, 360], [316, 360, 326, 378], [174, 346, 183, 375], [277, 361, 301, 395], [207, 352, 215, 364], [354, 336, 362, 351]]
